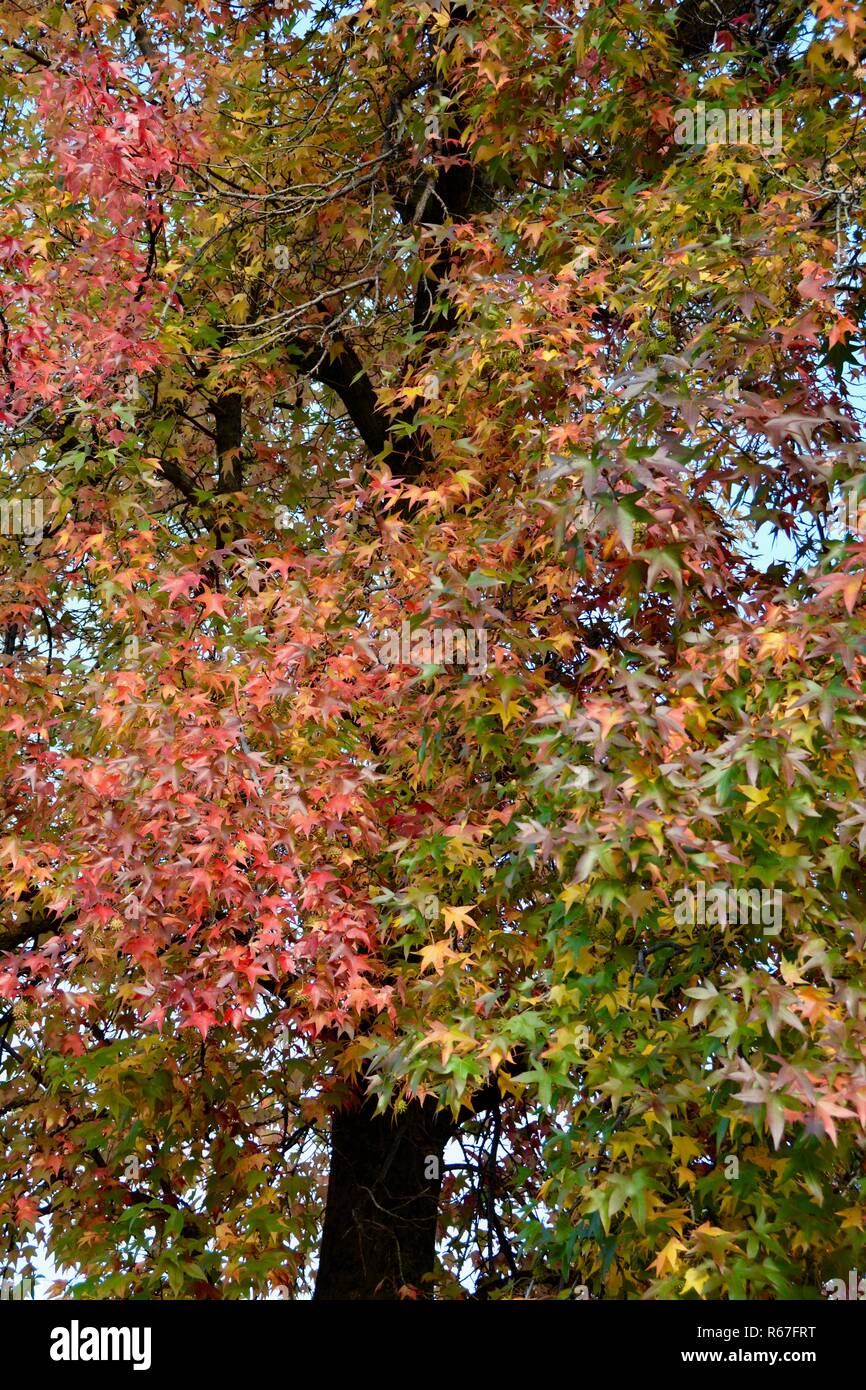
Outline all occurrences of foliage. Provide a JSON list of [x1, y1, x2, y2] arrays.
[[1, 0, 865, 1299]]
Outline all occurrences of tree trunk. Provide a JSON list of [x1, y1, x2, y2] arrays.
[[314, 1090, 454, 1300]]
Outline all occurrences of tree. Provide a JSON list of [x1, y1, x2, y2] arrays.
[[1, 0, 865, 1301]]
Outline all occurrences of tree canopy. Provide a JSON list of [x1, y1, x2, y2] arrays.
[[1, 0, 866, 1300]]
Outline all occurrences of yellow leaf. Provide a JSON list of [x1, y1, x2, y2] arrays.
[[831, 30, 858, 64], [488, 698, 523, 729], [681, 1267, 710, 1295], [442, 905, 477, 934], [692, 1221, 732, 1240], [653, 1236, 686, 1276], [737, 784, 771, 804], [226, 293, 249, 324], [417, 939, 463, 973], [670, 1135, 702, 1164], [840, 1206, 866, 1231], [559, 884, 583, 910]]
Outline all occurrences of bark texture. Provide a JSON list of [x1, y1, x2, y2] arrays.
[[314, 1091, 454, 1300]]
